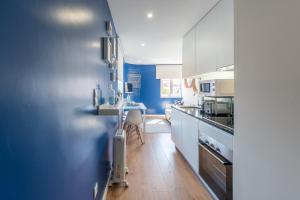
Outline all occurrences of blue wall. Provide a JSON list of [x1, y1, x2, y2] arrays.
[[124, 63, 182, 114], [0, 0, 117, 199]]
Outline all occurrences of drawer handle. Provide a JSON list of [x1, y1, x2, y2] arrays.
[[199, 142, 231, 165]]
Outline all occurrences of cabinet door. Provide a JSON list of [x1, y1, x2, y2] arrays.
[[171, 109, 178, 144], [181, 114, 199, 173], [176, 111, 183, 151], [181, 114, 189, 159], [182, 29, 196, 78], [171, 109, 182, 150], [216, 0, 234, 68], [195, 7, 217, 75], [189, 116, 199, 173]]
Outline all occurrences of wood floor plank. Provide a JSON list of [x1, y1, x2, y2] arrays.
[[107, 132, 212, 200]]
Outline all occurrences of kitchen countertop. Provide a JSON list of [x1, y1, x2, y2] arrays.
[[172, 105, 234, 135]]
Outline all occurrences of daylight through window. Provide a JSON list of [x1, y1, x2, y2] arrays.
[[160, 79, 182, 98]]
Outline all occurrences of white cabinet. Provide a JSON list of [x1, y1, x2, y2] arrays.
[[171, 107, 233, 176], [215, 0, 234, 69], [171, 108, 199, 173], [181, 114, 199, 172], [195, 4, 218, 75], [171, 109, 183, 151], [182, 0, 234, 77], [182, 29, 196, 78]]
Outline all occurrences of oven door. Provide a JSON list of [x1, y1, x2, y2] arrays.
[[199, 141, 232, 200]]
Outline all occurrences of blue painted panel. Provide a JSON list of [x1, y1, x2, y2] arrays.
[[0, 0, 117, 199], [123, 63, 182, 114]]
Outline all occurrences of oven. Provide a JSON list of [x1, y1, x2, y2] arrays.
[[199, 139, 232, 200]]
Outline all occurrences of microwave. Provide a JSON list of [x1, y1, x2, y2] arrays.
[[200, 79, 234, 97]]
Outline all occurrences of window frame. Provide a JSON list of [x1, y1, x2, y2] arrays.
[[160, 79, 182, 98]]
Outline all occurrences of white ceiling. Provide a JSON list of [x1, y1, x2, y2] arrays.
[[108, 0, 219, 65]]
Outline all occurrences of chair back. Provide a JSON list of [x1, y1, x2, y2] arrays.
[[125, 110, 143, 125]]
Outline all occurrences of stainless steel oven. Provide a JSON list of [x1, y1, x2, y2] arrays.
[[199, 139, 232, 200]]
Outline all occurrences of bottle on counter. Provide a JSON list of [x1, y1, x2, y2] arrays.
[[108, 83, 116, 105], [95, 84, 102, 106]]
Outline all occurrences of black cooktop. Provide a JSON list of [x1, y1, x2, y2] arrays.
[[203, 115, 234, 129]]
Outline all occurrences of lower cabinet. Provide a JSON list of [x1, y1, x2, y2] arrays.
[[182, 114, 199, 173], [171, 108, 199, 173], [171, 108, 182, 151]]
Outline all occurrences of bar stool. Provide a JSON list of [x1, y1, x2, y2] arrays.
[[123, 110, 144, 144]]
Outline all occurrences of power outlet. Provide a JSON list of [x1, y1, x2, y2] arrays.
[[93, 182, 98, 200]]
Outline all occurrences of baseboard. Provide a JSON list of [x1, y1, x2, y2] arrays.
[[101, 169, 112, 200]]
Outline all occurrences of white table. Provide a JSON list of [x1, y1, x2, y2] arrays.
[[98, 102, 147, 131]]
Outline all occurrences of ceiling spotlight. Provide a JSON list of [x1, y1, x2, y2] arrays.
[[147, 12, 153, 19], [141, 43, 145, 47]]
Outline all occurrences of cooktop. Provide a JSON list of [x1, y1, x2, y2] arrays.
[[202, 115, 234, 129]]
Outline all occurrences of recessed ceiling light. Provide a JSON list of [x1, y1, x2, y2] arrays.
[[140, 43, 145, 47], [147, 12, 153, 19]]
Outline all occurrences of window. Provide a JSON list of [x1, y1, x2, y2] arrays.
[[160, 79, 182, 98]]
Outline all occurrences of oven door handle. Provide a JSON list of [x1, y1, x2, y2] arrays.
[[199, 142, 231, 165]]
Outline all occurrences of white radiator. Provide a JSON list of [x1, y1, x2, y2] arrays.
[[109, 129, 129, 187]]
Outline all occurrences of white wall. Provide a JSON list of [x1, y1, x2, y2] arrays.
[[234, 1, 300, 200]]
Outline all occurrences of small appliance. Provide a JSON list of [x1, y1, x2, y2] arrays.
[[203, 101, 232, 115], [200, 79, 234, 97]]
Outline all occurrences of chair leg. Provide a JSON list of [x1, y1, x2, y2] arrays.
[[135, 126, 144, 145], [126, 125, 131, 144], [123, 122, 127, 130]]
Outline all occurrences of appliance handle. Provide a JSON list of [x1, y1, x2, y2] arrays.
[[199, 142, 231, 165]]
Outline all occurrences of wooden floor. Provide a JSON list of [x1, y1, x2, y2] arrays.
[[106, 133, 212, 200]]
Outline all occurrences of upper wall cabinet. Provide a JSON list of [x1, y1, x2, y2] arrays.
[[182, 28, 196, 78], [182, 0, 233, 78], [195, 4, 218, 75], [215, 0, 234, 69]]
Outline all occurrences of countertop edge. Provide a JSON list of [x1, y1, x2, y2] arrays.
[[171, 105, 234, 135]]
